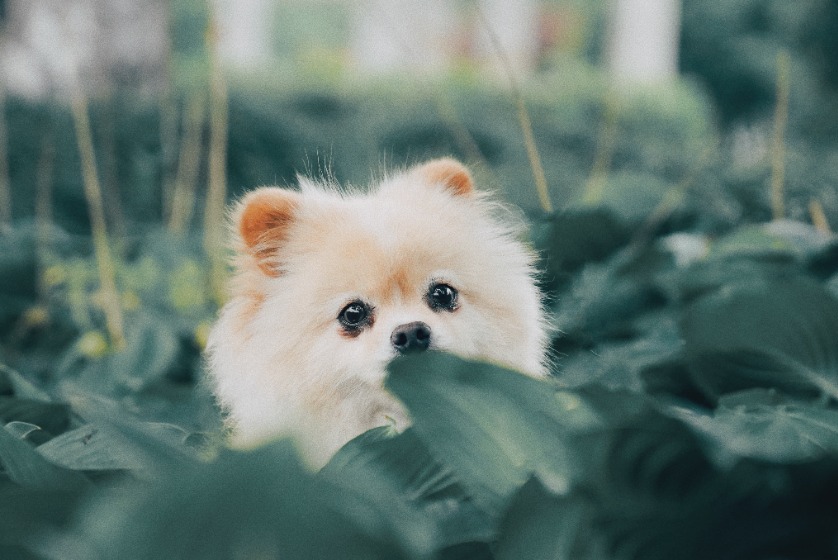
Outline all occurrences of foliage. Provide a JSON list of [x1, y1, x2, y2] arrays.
[[2, 68, 838, 559], [681, 0, 838, 134]]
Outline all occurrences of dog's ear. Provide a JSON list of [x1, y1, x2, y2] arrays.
[[413, 158, 474, 197], [236, 187, 300, 276]]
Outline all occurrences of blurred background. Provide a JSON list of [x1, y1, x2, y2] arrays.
[[2, 5, 838, 557], [0, 0, 837, 415], [1, 0, 837, 219]]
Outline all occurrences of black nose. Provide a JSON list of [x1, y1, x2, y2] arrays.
[[391, 321, 431, 354]]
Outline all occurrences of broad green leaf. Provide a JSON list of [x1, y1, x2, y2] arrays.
[[682, 278, 838, 402], [534, 207, 630, 291], [66, 396, 202, 473], [597, 171, 672, 225], [672, 257, 800, 303], [764, 220, 835, 258], [325, 427, 494, 549], [387, 353, 578, 514], [709, 221, 833, 262], [557, 314, 682, 390], [0, 485, 87, 553], [0, 364, 52, 402], [0, 226, 38, 300], [708, 224, 798, 260], [0, 397, 70, 436], [37, 424, 151, 471], [56, 441, 431, 560], [551, 259, 666, 345], [0, 424, 90, 491], [53, 313, 184, 400], [673, 390, 838, 464], [101, 314, 183, 391], [494, 478, 581, 560], [3, 421, 50, 446]]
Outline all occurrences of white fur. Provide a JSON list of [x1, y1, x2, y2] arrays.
[[206, 162, 549, 467]]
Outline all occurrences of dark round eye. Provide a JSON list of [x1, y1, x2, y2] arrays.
[[338, 301, 370, 329], [427, 283, 458, 311]]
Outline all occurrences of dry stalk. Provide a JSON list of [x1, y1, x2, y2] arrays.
[[204, 20, 230, 305], [70, 95, 126, 350], [476, 6, 552, 213], [583, 92, 619, 204], [35, 132, 56, 301], [0, 88, 11, 227], [168, 93, 205, 234], [809, 199, 831, 234], [771, 50, 790, 221]]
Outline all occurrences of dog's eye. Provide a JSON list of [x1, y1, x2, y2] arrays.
[[338, 301, 370, 328], [427, 283, 458, 312]]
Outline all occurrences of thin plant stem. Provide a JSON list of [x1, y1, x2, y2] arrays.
[[809, 199, 831, 234], [99, 96, 125, 243], [583, 92, 619, 204], [35, 132, 56, 302], [0, 87, 11, 228], [374, 6, 490, 172], [160, 93, 179, 222], [476, 6, 552, 213], [168, 92, 205, 234], [432, 95, 489, 170], [629, 144, 715, 250], [70, 95, 126, 350], [204, 20, 229, 305], [771, 50, 790, 221], [160, 8, 179, 223]]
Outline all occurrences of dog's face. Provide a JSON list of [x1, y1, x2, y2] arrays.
[[208, 159, 547, 458]]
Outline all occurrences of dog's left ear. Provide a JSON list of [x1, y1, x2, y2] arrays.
[[412, 158, 474, 197], [235, 187, 301, 277]]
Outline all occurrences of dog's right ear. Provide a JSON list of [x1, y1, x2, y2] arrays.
[[412, 158, 474, 197], [236, 187, 300, 276]]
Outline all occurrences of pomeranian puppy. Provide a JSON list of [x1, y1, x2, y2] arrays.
[[206, 158, 548, 466]]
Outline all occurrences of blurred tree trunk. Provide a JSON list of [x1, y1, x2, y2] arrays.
[[1, 0, 168, 99], [211, 0, 273, 70], [606, 0, 681, 86], [351, 0, 456, 75], [474, 0, 539, 80]]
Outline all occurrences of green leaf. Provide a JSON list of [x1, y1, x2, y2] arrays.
[[0, 397, 71, 436], [55, 314, 183, 398], [386, 353, 577, 515], [66, 396, 202, 473], [673, 390, 838, 464], [0, 364, 52, 402], [557, 313, 682, 390], [100, 314, 183, 391], [56, 441, 432, 560], [597, 172, 672, 225], [37, 424, 153, 471], [0, 485, 87, 553], [673, 257, 800, 303], [708, 224, 798, 260], [708, 221, 833, 262], [494, 478, 582, 560], [534, 207, 630, 291], [682, 278, 838, 402], [3, 421, 53, 445], [0, 424, 90, 491], [551, 259, 665, 345], [324, 427, 494, 549]]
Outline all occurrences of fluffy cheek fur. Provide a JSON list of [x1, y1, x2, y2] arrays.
[[208, 282, 409, 464], [209, 274, 542, 467]]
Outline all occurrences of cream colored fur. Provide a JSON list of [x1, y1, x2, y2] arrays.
[[206, 159, 549, 467]]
